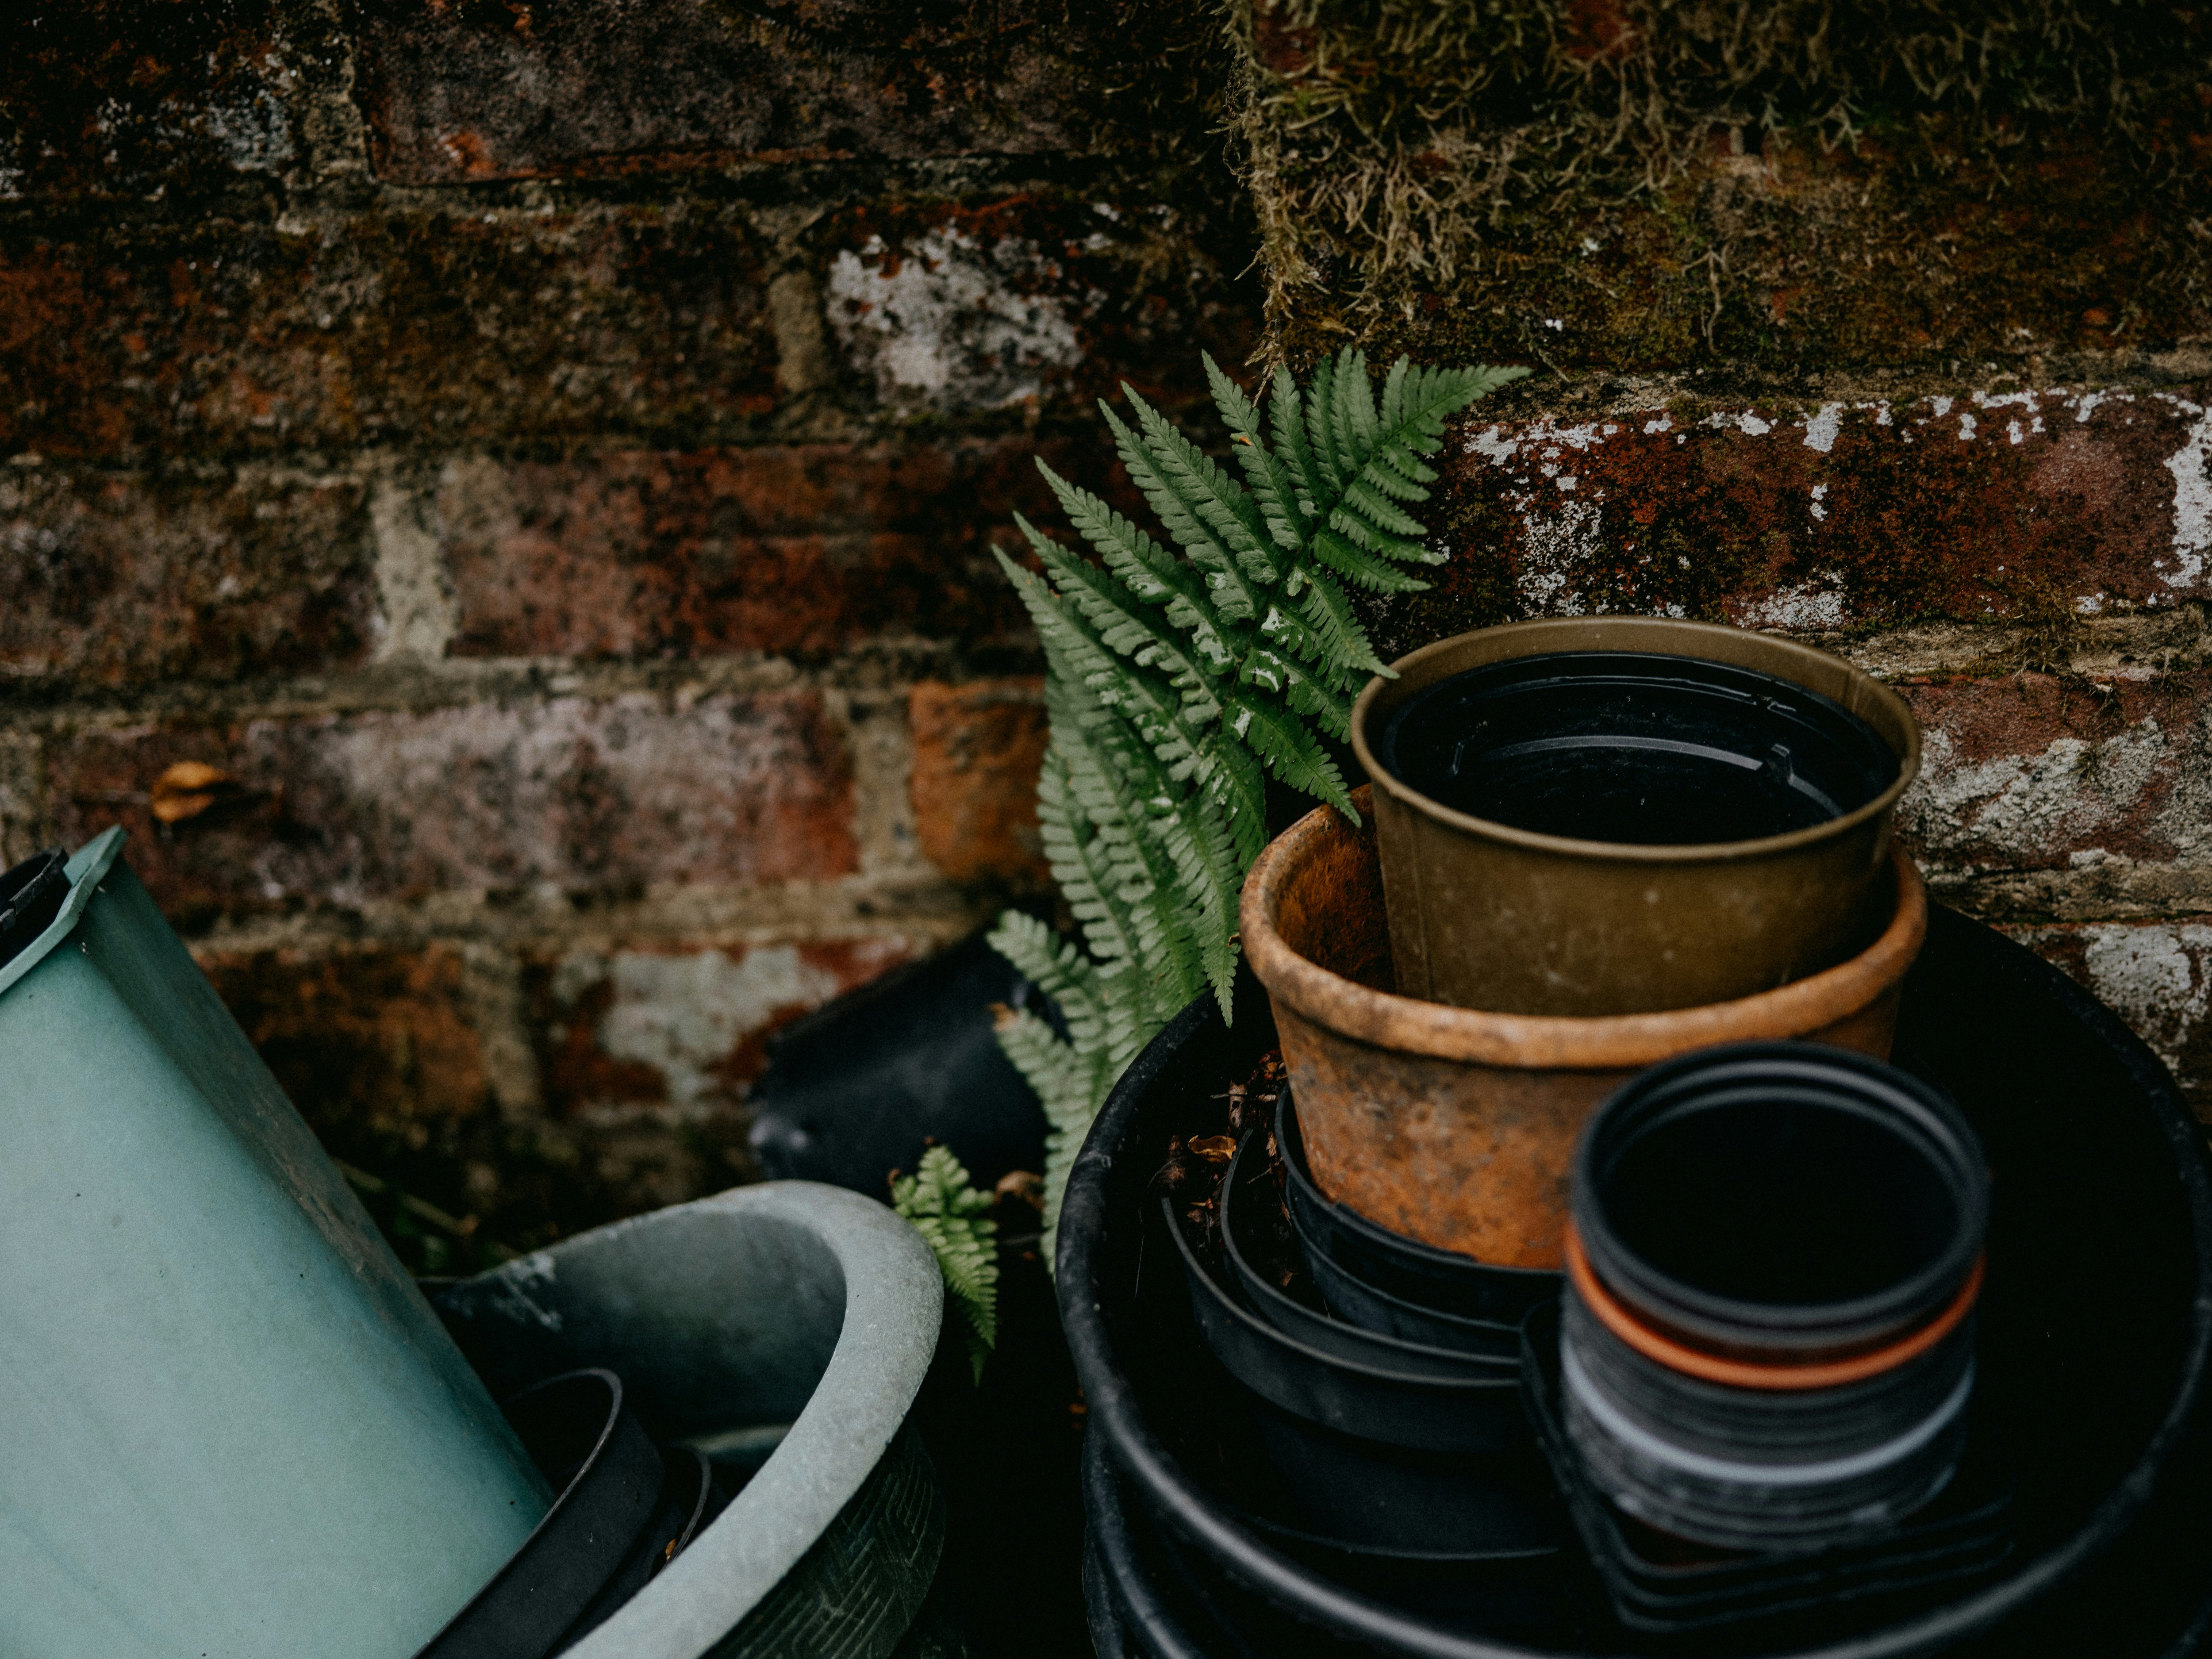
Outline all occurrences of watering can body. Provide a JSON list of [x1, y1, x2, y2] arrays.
[[0, 830, 550, 1659]]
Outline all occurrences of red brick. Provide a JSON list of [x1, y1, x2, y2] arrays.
[[1895, 668, 2212, 875], [1393, 386, 2212, 658], [440, 442, 1054, 660], [1416, 389, 2212, 650], [2006, 919, 2212, 1118], [352, 0, 1214, 183], [0, 466, 371, 687], [0, 2, 292, 200], [0, 207, 777, 461], [201, 942, 493, 1151], [908, 678, 1048, 887], [49, 691, 858, 923], [522, 934, 918, 1212]]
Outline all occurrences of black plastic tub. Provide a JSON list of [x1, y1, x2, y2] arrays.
[[1277, 1090, 1558, 1340], [1219, 1128, 1511, 1382], [1523, 1303, 2013, 1647], [1562, 1044, 1992, 1552], [1370, 651, 1897, 846], [1064, 905, 2212, 1657]]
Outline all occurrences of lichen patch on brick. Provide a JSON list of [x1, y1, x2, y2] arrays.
[[829, 227, 1090, 413]]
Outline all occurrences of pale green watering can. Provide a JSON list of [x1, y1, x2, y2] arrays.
[[0, 830, 552, 1658]]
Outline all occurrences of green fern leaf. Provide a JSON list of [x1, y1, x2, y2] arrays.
[[1227, 693, 1354, 815], [989, 347, 1525, 1271], [891, 1144, 999, 1383], [1311, 526, 1431, 593]]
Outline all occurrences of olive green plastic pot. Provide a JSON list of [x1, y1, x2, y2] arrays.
[[1349, 618, 1921, 1017], [430, 1180, 955, 1659], [0, 830, 552, 1659]]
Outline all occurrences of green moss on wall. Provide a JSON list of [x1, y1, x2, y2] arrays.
[[1230, 0, 2212, 367]]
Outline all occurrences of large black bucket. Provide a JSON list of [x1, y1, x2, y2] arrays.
[[1063, 907, 2212, 1657]]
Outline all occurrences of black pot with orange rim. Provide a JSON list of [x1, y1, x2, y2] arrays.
[[1561, 1042, 1992, 1553]]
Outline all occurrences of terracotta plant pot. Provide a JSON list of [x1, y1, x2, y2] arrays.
[[1349, 618, 1921, 1016], [1237, 789, 1928, 1266]]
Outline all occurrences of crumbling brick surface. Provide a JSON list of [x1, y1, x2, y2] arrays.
[[0, 466, 372, 687], [907, 677, 1049, 889], [0, 0, 1260, 1246], [438, 441, 1056, 660], [11, 0, 2211, 1261], [46, 691, 861, 924]]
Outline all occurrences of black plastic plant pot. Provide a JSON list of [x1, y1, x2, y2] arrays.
[[1561, 1044, 1991, 1551], [1278, 1088, 1558, 1340], [1572, 1043, 1990, 1362], [1523, 1303, 2014, 1644], [419, 1369, 667, 1659], [1062, 910, 2212, 1659], [1162, 1185, 1528, 1457], [746, 928, 1049, 1194], [554, 1445, 729, 1651], [1084, 1431, 1572, 1658], [1219, 1127, 1513, 1383], [1373, 652, 1897, 848]]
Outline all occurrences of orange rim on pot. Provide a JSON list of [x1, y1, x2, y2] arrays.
[[1564, 1224, 1985, 1392]]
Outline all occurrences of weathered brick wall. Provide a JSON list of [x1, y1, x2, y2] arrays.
[[7, 3, 2208, 1264], [1241, 1, 2212, 1115], [0, 0, 1259, 1252]]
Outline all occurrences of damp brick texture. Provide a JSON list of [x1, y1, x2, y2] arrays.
[[4, 0, 2210, 1262], [0, 0, 1258, 1253]]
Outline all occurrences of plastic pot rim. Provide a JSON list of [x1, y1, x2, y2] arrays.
[[418, 1368, 662, 1659], [1275, 1091, 1556, 1315], [1160, 1186, 1520, 1402], [0, 826, 123, 1003], [1057, 922, 2212, 1659], [1569, 1043, 1992, 1358], [1347, 618, 1922, 867], [1219, 1129, 1510, 1376], [1240, 796, 1928, 1070]]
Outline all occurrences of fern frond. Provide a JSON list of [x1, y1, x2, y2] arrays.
[[1125, 384, 1280, 588], [1227, 693, 1354, 816], [1019, 517, 1225, 703], [990, 347, 1525, 1273], [891, 1144, 999, 1383], [1311, 526, 1431, 593]]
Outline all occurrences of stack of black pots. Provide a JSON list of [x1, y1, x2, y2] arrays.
[[1065, 907, 2212, 1659]]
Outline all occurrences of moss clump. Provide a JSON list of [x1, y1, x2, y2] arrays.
[[1229, 0, 2212, 364]]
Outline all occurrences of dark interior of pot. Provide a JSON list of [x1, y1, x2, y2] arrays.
[[1374, 652, 1901, 845], [1598, 1096, 1960, 1308], [0, 847, 68, 970]]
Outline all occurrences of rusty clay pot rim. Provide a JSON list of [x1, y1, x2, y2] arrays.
[[1348, 617, 1923, 866], [1239, 792, 1928, 1071]]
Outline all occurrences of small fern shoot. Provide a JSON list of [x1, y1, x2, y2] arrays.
[[992, 347, 1527, 1261], [891, 1144, 1000, 1383]]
